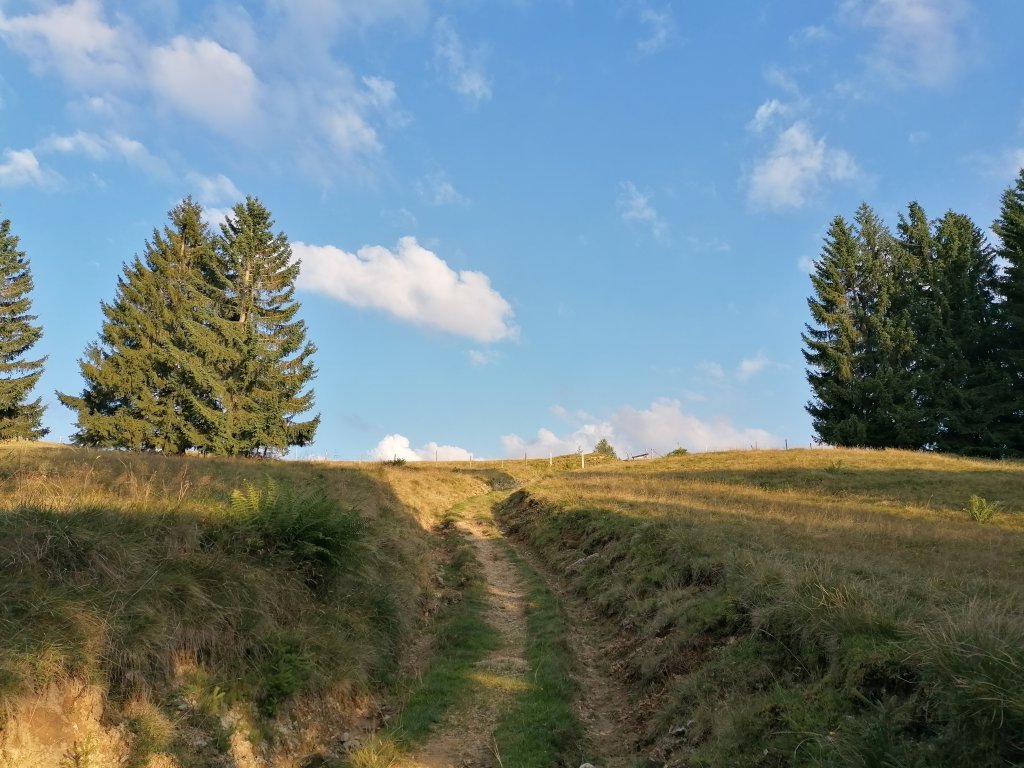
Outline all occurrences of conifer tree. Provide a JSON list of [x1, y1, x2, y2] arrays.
[[922, 213, 1003, 454], [803, 214, 870, 446], [852, 204, 922, 448], [0, 214, 47, 440], [805, 205, 925, 448], [994, 168, 1024, 453], [217, 197, 318, 456], [59, 198, 229, 452]]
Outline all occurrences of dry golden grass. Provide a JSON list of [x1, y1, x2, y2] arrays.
[[497, 447, 1024, 767], [0, 443, 448, 766]]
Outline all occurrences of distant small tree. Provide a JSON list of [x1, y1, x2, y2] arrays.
[[0, 213, 47, 440], [666, 447, 688, 457], [593, 438, 617, 458]]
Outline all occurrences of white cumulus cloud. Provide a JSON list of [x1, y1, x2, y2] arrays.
[[149, 37, 260, 133], [370, 434, 473, 461], [294, 237, 518, 343], [502, 398, 781, 457], [748, 121, 860, 210], [0, 148, 56, 187]]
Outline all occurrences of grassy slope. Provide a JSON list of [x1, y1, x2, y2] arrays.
[[0, 444, 442, 766], [496, 448, 1024, 767]]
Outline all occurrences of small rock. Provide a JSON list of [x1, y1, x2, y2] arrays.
[[580, 763, 599, 768]]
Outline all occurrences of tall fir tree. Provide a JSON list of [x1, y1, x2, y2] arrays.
[[804, 204, 924, 449], [0, 214, 47, 440], [923, 211, 1006, 455], [853, 203, 923, 448], [217, 197, 318, 456], [58, 198, 230, 452], [803, 214, 871, 446], [994, 168, 1024, 454]]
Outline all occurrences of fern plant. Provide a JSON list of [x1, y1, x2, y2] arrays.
[[227, 478, 362, 590]]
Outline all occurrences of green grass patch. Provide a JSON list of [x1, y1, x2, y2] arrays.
[[492, 540, 586, 768]]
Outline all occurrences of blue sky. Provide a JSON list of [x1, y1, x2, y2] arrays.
[[1, 0, 1022, 460]]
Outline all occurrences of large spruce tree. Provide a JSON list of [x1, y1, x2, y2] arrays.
[[922, 211, 1005, 455], [994, 168, 1024, 454], [807, 197, 1013, 456], [59, 198, 230, 452], [217, 197, 318, 456], [803, 213, 871, 446], [0, 214, 47, 440], [804, 205, 926, 447]]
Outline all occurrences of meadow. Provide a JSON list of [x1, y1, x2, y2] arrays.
[[1, 443, 1022, 767], [497, 447, 1024, 766]]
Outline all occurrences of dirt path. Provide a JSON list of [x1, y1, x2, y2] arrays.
[[392, 493, 641, 768], [397, 513, 529, 768]]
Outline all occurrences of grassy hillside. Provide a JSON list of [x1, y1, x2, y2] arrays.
[[496, 448, 1024, 767], [0, 444, 446, 767]]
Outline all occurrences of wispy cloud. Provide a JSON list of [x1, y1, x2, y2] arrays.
[[294, 237, 518, 343], [468, 349, 497, 366], [685, 235, 730, 253], [736, 353, 771, 381], [699, 361, 726, 381], [841, 0, 974, 88], [968, 146, 1024, 184], [434, 17, 492, 104], [790, 25, 833, 44], [747, 98, 789, 133], [636, 5, 677, 55], [618, 181, 668, 241], [39, 130, 167, 176], [417, 171, 469, 206], [747, 121, 860, 211]]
